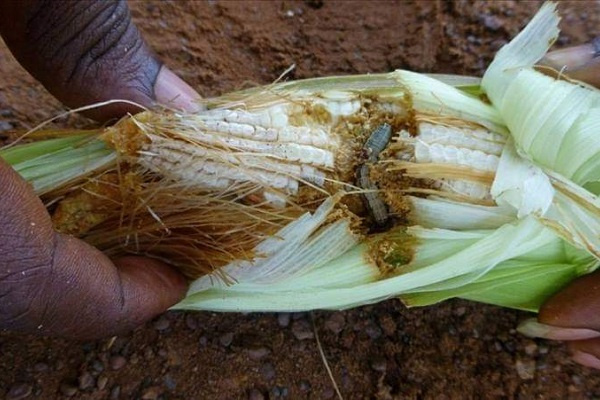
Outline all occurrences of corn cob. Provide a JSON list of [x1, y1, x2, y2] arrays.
[[2, 3, 599, 315], [28, 72, 508, 280]]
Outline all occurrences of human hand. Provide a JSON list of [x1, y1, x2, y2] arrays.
[[0, 0, 199, 339], [538, 274, 600, 369], [0, 160, 187, 340], [534, 40, 600, 368], [0, 0, 201, 121]]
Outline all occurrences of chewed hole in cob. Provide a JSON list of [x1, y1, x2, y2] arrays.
[[45, 72, 506, 280]]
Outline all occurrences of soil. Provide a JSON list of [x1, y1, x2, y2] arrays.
[[2, 1, 600, 399]]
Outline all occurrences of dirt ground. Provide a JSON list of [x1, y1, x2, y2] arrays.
[[2, 1, 600, 399]]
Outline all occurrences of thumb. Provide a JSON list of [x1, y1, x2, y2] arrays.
[[38, 237, 188, 340], [0, 0, 201, 121], [0, 159, 187, 340]]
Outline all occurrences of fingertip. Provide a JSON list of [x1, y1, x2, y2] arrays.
[[34, 237, 189, 340], [517, 318, 600, 341], [562, 58, 600, 88], [571, 350, 600, 370], [153, 66, 203, 113], [570, 339, 600, 369], [538, 272, 600, 333], [541, 38, 600, 87], [114, 256, 188, 321], [542, 43, 597, 71]]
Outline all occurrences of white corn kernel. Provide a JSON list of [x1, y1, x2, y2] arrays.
[[395, 122, 505, 201], [418, 123, 505, 155], [414, 142, 499, 172], [142, 149, 299, 192], [269, 106, 289, 128]]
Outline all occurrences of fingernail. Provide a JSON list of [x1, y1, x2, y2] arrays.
[[541, 43, 597, 71], [154, 66, 203, 113], [572, 350, 600, 370], [517, 318, 600, 341]]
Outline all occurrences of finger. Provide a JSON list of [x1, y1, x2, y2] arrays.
[[154, 66, 203, 113], [113, 255, 189, 329], [569, 339, 600, 370], [0, 0, 201, 121], [35, 236, 187, 340], [538, 271, 600, 337], [517, 318, 600, 341], [541, 37, 600, 87], [0, 159, 187, 340]]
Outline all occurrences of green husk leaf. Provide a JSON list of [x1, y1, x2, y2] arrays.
[[177, 217, 567, 312], [491, 139, 554, 217], [1, 134, 92, 165], [393, 70, 507, 134], [482, 2, 560, 105], [1, 134, 116, 195], [403, 262, 579, 312], [409, 196, 515, 230], [481, 1, 600, 261], [402, 238, 597, 312]]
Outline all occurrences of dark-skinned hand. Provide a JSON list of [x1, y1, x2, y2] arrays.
[[0, 0, 200, 340], [538, 40, 600, 369]]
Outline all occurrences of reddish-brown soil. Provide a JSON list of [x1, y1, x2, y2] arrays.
[[2, 1, 600, 399]]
